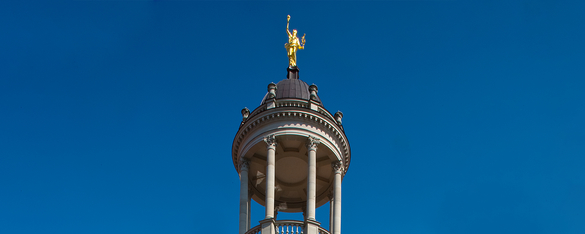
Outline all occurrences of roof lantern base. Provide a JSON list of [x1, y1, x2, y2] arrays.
[[287, 66, 299, 80]]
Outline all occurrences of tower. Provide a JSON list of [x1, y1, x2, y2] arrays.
[[233, 66, 350, 234], [233, 66, 351, 234], [232, 15, 350, 234]]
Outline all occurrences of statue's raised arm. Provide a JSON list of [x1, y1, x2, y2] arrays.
[[286, 15, 292, 38], [284, 15, 305, 68]]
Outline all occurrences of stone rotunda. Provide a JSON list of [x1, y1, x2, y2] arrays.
[[232, 67, 351, 234]]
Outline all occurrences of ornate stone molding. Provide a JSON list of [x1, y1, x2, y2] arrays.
[[245, 98, 336, 129], [306, 136, 320, 151], [264, 134, 277, 149]]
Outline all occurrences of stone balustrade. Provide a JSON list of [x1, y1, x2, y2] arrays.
[[276, 220, 303, 234], [244, 220, 330, 234]]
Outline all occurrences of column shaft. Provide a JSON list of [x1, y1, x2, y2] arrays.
[[329, 196, 334, 231], [306, 137, 320, 220], [239, 160, 250, 234], [264, 136, 277, 219], [247, 195, 251, 230], [333, 163, 343, 234]]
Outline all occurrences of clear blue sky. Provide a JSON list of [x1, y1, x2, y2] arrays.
[[1, 1, 584, 233]]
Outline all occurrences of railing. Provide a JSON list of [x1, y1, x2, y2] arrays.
[[276, 101, 308, 108], [245, 220, 330, 234], [276, 220, 303, 234]]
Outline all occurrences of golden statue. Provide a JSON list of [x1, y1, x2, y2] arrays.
[[285, 15, 305, 67]]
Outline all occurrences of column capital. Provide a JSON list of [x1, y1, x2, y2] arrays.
[[332, 161, 344, 174], [306, 136, 321, 151], [264, 134, 277, 149], [239, 159, 250, 171]]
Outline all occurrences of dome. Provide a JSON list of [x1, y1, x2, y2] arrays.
[[276, 79, 310, 100], [261, 78, 322, 104]]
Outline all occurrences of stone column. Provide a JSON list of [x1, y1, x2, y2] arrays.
[[306, 136, 320, 221], [248, 189, 252, 230], [332, 162, 343, 234], [264, 135, 277, 219], [239, 159, 250, 234], [329, 192, 334, 231], [261, 135, 277, 234]]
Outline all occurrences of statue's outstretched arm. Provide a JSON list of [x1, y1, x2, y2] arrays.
[[286, 15, 292, 38]]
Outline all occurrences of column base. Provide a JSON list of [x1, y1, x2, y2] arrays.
[[260, 218, 276, 234], [304, 219, 321, 234]]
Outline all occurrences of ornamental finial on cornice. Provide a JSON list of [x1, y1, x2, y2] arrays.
[[334, 111, 343, 125], [267, 82, 277, 99], [241, 107, 250, 122], [309, 84, 318, 101], [264, 134, 277, 148], [306, 136, 320, 151]]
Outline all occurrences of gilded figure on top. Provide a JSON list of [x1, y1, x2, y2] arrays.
[[285, 15, 305, 68]]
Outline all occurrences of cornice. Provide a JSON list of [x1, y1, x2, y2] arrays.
[[232, 100, 351, 175], [241, 99, 340, 130]]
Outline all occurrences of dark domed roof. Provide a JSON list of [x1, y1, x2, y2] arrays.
[[261, 78, 322, 104], [276, 79, 309, 100], [260, 67, 322, 105]]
